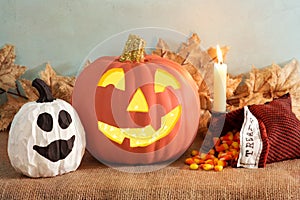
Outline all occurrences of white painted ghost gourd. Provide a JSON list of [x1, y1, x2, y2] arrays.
[[8, 78, 86, 178]]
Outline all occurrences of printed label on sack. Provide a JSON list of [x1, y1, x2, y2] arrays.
[[237, 106, 263, 168]]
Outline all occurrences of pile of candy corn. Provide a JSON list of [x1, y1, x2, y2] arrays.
[[185, 130, 240, 171]]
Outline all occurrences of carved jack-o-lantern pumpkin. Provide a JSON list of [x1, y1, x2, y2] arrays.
[[8, 78, 86, 177], [72, 35, 200, 165]]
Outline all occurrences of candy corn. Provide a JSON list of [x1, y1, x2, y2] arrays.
[[190, 163, 199, 170], [184, 129, 241, 172]]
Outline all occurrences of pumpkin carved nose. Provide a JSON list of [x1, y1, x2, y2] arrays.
[[127, 88, 149, 112]]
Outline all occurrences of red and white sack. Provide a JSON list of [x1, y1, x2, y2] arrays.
[[201, 94, 300, 168], [204, 93, 300, 168]]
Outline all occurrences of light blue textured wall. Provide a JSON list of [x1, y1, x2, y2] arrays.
[[1, 0, 300, 75]]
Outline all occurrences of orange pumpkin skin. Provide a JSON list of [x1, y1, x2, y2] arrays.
[[72, 54, 200, 165]]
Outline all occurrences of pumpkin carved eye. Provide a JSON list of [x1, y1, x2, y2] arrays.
[[154, 68, 180, 93], [97, 68, 125, 91], [37, 112, 53, 132], [58, 110, 72, 129]]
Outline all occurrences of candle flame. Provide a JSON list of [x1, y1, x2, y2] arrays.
[[216, 45, 223, 64]]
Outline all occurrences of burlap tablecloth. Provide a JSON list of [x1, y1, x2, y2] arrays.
[[0, 131, 299, 199]]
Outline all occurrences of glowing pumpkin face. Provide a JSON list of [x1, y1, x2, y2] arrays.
[[72, 35, 200, 166], [95, 64, 182, 152]]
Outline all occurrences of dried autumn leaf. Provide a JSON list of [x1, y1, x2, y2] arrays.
[[233, 83, 249, 97], [0, 94, 27, 131], [240, 92, 272, 107], [226, 74, 242, 98], [175, 33, 214, 96], [152, 38, 186, 65], [276, 59, 300, 119], [227, 59, 300, 121], [207, 46, 230, 63], [176, 34, 216, 98], [18, 79, 39, 101], [0, 44, 27, 91], [239, 64, 282, 106], [40, 63, 75, 103], [178, 33, 212, 70], [183, 63, 209, 95], [40, 63, 57, 86], [152, 38, 171, 58], [252, 64, 279, 93], [199, 93, 212, 110], [290, 85, 300, 120], [177, 33, 201, 62], [275, 59, 300, 93], [199, 110, 211, 129]]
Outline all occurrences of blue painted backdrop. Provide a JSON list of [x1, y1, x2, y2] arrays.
[[1, 0, 300, 75]]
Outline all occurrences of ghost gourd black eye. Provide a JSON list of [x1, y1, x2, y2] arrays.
[[37, 112, 53, 132], [58, 110, 72, 129]]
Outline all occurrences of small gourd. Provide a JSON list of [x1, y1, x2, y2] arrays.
[[8, 78, 86, 178]]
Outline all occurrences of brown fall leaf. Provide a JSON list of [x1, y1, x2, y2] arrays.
[[242, 63, 287, 104], [199, 110, 211, 130], [227, 59, 300, 120], [226, 74, 243, 99], [276, 59, 300, 92], [0, 44, 29, 131], [177, 33, 201, 63], [280, 60, 300, 119], [207, 46, 230, 63], [0, 94, 28, 131], [177, 33, 211, 71], [18, 79, 39, 101], [40, 63, 75, 103], [152, 38, 171, 58], [0, 44, 27, 91]]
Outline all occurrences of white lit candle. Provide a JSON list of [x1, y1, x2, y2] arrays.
[[213, 45, 227, 112]]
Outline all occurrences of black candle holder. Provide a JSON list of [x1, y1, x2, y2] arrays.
[[199, 110, 227, 154]]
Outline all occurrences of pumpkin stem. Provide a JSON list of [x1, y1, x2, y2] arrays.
[[32, 78, 55, 103], [119, 34, 146, 63]]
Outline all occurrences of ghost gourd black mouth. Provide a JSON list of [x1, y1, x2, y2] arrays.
[[32, 78, 75, 162]]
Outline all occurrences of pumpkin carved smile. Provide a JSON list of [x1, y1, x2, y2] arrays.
[[98, 105, 181, 147], [33, 135, 75, 162]]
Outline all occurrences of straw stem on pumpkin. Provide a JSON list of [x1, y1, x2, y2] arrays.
[[119, 34, 146, 63]]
